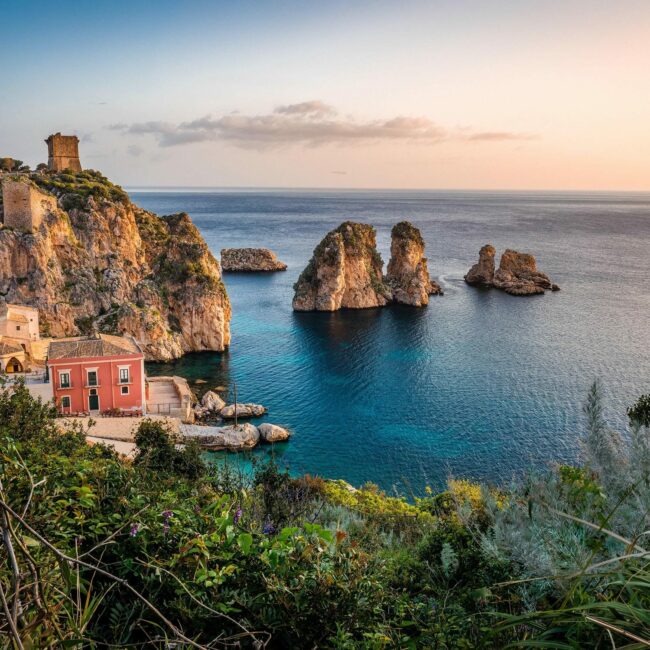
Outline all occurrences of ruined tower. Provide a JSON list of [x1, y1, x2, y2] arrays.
[[1, 178, 58, 233], [45, 133, 82, 172]]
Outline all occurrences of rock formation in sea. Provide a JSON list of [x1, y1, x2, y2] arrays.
[[220, 403, 267, 419], [386, 221, 443, 307], [180, 421, 291, 449], [493, 249, 560, 295], [292, 221, 392, 311], [0, 171, 231, 360], [464, 244, 496, 286], [221, 248, 287, 272], [258, 423, 291, 442], [465, 244, 559, 295]]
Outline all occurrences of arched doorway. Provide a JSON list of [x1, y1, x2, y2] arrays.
[[5, 357, 24, 373]]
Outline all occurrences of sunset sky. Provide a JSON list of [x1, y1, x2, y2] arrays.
[[3, 0, 649, 190]]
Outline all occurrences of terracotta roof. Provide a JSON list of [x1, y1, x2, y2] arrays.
[[47, 334, 142, 360], [0, 340, 23, 356]]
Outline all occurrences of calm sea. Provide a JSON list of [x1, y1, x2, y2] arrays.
[[131, 189, 650, 494]]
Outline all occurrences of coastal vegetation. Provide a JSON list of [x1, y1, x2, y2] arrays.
[[1, 380, 649, 648]]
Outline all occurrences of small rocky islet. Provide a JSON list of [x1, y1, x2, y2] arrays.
[[221, 247, 287, 272], [292, 220, 442, 311], [465, 244, 560, 295]]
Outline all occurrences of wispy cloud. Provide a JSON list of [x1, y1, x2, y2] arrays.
[[108, 101, 534, 150], [467, 131, 537, 142]]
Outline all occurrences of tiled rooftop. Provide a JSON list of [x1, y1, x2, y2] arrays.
[[48, 334, 142, 360], [0, 340, 24, 356]]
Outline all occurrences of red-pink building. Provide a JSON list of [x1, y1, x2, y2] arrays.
[[47, 334, 146, 415]]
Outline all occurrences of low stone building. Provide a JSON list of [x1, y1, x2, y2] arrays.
[[0, 340, 26, 373], [1, 178, 57, 233], [45, 133, 82, 172], [0, 303, 40, 343]]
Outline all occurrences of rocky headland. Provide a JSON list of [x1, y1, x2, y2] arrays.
[[386, 221, 443, 306], [221, 247, 287, 272], [465, 244, 559, 295], [292, 222, 392, 311], [0, 170, 231, 360]]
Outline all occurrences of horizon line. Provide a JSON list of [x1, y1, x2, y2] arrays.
[[124, 185, 650, 194]]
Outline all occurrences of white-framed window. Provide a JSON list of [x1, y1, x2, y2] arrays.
[[59, 371, 71, 388], [118, 367, 130, 384], [61, 396, 71, 409], [120, 385, 129, 395], [86, 369, 98, 386]]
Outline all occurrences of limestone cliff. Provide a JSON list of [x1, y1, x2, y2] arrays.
[[386, 221, 442, 307], [465, 244, 559, 296], [292, 222, 391, 311], [0, 170, 231, 360], [221, 248, 287, 272]]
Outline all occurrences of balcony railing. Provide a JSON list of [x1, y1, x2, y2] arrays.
[[59, 383, 72, 390]]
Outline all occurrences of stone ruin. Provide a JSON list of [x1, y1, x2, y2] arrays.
[[1, 178, 57, 233]]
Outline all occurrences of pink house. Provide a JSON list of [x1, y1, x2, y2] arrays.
[[47, 334, 146, 415]]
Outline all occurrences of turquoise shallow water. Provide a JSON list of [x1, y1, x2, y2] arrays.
[[133, 189, 650, 494]]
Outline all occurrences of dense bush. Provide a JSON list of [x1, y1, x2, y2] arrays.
[[0, 380, 649, 647]]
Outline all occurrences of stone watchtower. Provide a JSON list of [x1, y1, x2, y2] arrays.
[[45, 133, 82, 172]]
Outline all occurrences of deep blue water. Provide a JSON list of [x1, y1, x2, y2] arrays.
[[132, 189, 650, 494]]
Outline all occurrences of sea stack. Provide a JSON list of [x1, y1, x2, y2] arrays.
[[221, 248, 287, 272], [465, 245, 559, 295], [464, 244, 496, 286], [493, 249, 559, 295], [292, 221, 391, 311], [386, 221, 442, 306]]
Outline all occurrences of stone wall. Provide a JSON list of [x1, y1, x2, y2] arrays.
[[1, 179, 57, 232], [45, 133, 82, 172]]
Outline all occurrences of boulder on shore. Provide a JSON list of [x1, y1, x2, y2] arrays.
[[221, 248, 287, 272], [386, 221, 443, 306], [220, 403, 267, 419], [180, 422, 260, 450], [201, 390, 226, 412], [465, 245, 559, 296], [292, 222, 392, 311], [464, 244, 496, 286], [258, 423, 291, 443]]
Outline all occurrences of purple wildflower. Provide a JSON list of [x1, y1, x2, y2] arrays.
[[162, 510, 174, 522], [262, 522, 276, 535], [233, 506, 243, 524], [129, 524, 140, 537]]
